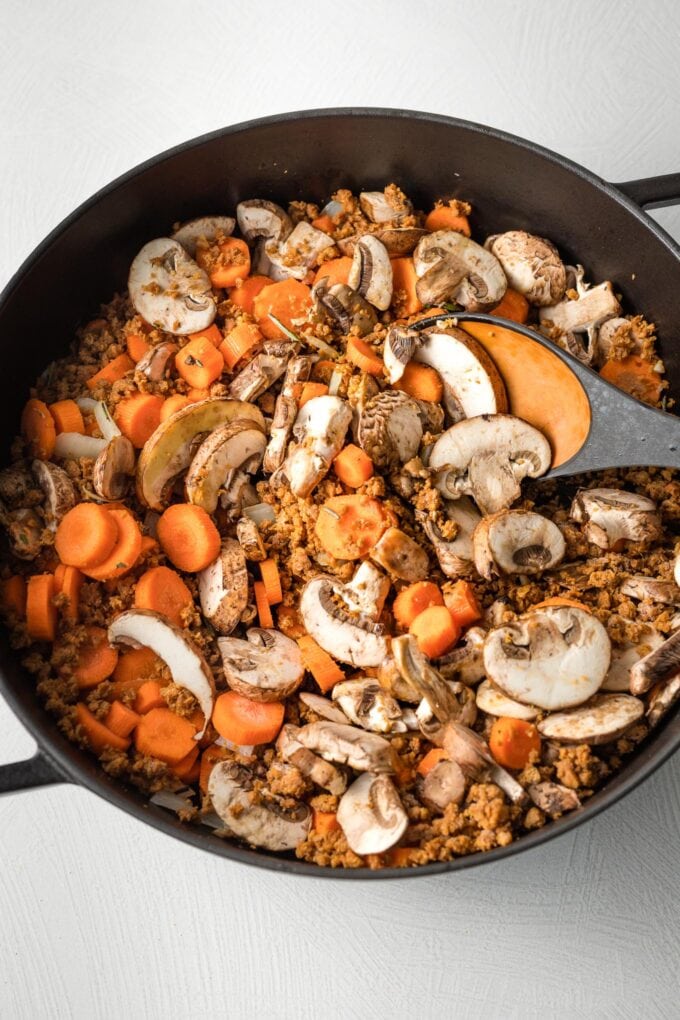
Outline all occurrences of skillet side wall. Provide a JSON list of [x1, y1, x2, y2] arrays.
[[1, 109, 679, 875]]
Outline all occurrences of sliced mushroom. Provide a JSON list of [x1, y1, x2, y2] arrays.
[[476, 679, 538, 720], [358, 391, 423, 471], [135, 341, 178, 381], [342, 561, 390, 621], [368, 527, 428, 583], [570, 488, 661, 550], [108, 610, 215, 738], [0, 465, 38, 509], [283, 395, 352, 498], [262, 355, 312, 473], [418, 497, 481, 578], [429, 414, 551, 514], [436, 626, 487, 684], [92, 436, 136, 501], [539, 279, 621, 335], [218, 628, 304, 702], [32, 459, 76, 528], [337, 772, 408, 855], [220, 471, 258, 517], [537, 693, 644, 744], [359, 189, 412, 224], [413, 230, 507, 310], [312, 280, 377, 337], [332, 679, 404, 733], [376, 656, 420, 703], [266, 221, 334, 281], [647, 675, 680, 727], [276, 724, 347, 795], [383, 325, 422, 384], [440, 720, 528, 803], [418, 759, 466, 812], [619, 576, 679, 604], [338, 227, 426, 257], [484, 231, 566, 306], [392, 634, 466, 724], [198, 539, 249, 635], [299, 576, 389, 667], [412, 327, 508, 422], [171, 215, 236, 256], [128, 238, 216, 335], [136, 397, 264, 510], [484, 605, 611, 710], [297, 721, 395, 773], [472, 509, 566, 579], [4, 507, 42, 560], [299, 691, 350, 724], [236, 199, 292, 245], [185, 418, 266, 513], [235, 516, 266, 562], [630, 628, 680, 695], [602, 628, 665, 691], [347, 235, 393, 310], [595, 316, 630, 363], [209, 761, 310, 851], [527, 782, 581, 818], [227, 341, 294, 402]]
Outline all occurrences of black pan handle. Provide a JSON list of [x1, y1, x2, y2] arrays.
[[615, 172, 680, 210], [0, 750, 68, 796]]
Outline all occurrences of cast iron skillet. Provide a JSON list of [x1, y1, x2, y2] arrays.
[[1, 108, 680, 879]]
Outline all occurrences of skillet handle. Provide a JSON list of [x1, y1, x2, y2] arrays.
[[0, 750, 68, 796], [615, 172, 680, 210]]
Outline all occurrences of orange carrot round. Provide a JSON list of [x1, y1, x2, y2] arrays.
[[134, 706, 197, 765], [311, 214, 336, 234], [55, 504, 119, 569], [212, 690, 284, 746], [82, 508, 142, 580], [197, 236, 251, 289], [134, 565, 193, 627], [160, 394, 192, 421], [297, 634, 344, 693], [409, 605, 460, 658], [134, 680, 166, 714], [312, 809, 341, 834], [199, 743, 231, 793], [114, 392, 164, 448], [175, 337, 225, 389], [113, 646, 164, 686], [186, 388, 211, 403], [346, 337, 384, 376], [393, 581, 444, 629], [0, 575, 27, 618], [390, 257, 423, 317], [424, 206, 471, 235], [25, 574, 57, 641], [76, 703, 130, 754], [252, 279, 312, 340], [332, 444, 374, 488], [253, 580, 274, 628], [393, 362, 443, 403], [444, 580, 482, 630], [600, 355, 666, 404], [228, 275, 271, 315], [315, 494, 391, 560], [219, 323, 263, 370], [298, 382, 329, 407], [67, 626, 119, 689], [105, 700, 140, 739], [313, 257, 352, 289], [21, 398, 56, 458], [416, 747, 450, 777], [489, 288, 530, 324], [157, 503, 221, 573], [49, 399, 85, 435], [173, 745, 200, 782], [489, 717, 541, 770], [259, 558, 283, 605], [54, 564, 83, 622], [86, 353, 135, 391], [188, 324, 222, 347], [126, 332, 151, 363]]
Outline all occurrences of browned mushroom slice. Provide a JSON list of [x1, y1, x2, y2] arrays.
[[370, 527, 429, 583], [171, 215, 235, 255], [570, 488, 661, 550], [299, 691, 350, 724], [358, 391, 423, 471], [436, 626, 487, 684], [348, 235, 393, 310], [337, 227, 427, 257], [299, 577, 389, 668], [227, 341, 294, 402], [647, 675, 680, 727], [331, 679, 405, 733], [266, 222, 334, 281], [337, 773, 408, 855], [32, 459, 76, 528], [440, 720, 528, 803], [630, 628, 680, 695], [472, 509, 566, 580], [476, 680, 538, 720], [276, 724, 347, 795], [235, 516, 266, 562], [412, 327, 508, 422], [218, 628, 304, 702], [619, 576, 679, 604], [359, 189, 413, 224], [537, 693, 644, 745], [135, 341, 178, 381], [413, 230, 507, 310], [312, 280, 377, 337], [263, 355, 312, 473], [419, 497, 481, 579], [128, 238, 216, 335], [601, 628, 665, 692], [527, 782, 581, 818], [297, 721, 395, 773], [418, 759, 466, 812], [283, 395, 352, 498], [484, 231, 567, 306], [92, 436, 136, 502], [198, 539, 249, 635], [236, 200, 292, 245], [208, 761, 310, 851], [185, 419, 266, 513], [392, 634, 464, 724]]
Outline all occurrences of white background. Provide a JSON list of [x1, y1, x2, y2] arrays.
[[1, 1, 680, 1017]]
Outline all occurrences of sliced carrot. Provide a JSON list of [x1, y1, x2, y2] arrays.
[[126, 332, 151, 362], [298, 382, 329, 407], [332, 444, 374, 488], [212, 690, 285, 746], [393, 362, 443, 402], [172, 744, 201, 782], [219, 323, 263, 370], [315, 494, 391, 560], [48, 399, 85, 435], [390, 258, 422, 317], [393, 581, 444, 629], [600, 355, 666, 404], [489, 717, 541, 770], [297, 634, 344, 693], [424, 206, 471, 235], [312, 809, 341, 834], [409, 605, 460, 658], [21, 398, 56, 458], [55, 503, 119, 569], [82, 508, 142, 581], [346, 337, 384, 376], [489, 288, 530, 324], [75, 703, 130, 754], [134, 565, 193, 627], [417, 747, 450, 777], [113, 646, 164, 685], [134, 706, 197, 766], [228, 275, 271, 315], [25, 574, 57, 641], [157, 503, 220, 573], [140, 535, 159, 559], [253, 580, 274, 628], [160, 394, 192, 421], [385, 847, 414, 867], [311, 214, 336, 234], [134, 680, 166, 714], [199, 743, 231, 793], [105, 700, 140, 739], [175, 337, 225, 389], [313, 256, 353, 289], [0, 575, 27, 618], [532, 596, 589, 612], [187, 388, 211, 403], [114, 392, 164, 448], [197, 236, 251, 289], [188, 324, 222, 348], [55, 564, 83, 622], [252, 279, 312, 340], [444, 580, 482, 629], [86, 353, 135, 391], [67, 626, 119, 689]]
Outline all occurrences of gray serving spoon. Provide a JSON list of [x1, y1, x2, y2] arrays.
[[414, 311, 680, 478]]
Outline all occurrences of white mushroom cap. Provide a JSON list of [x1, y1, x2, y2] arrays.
[[347, 235, 393, 310], [602, 627, 665, 692], [332, 679, 405, 733], [418, 758, 466, 812], [128, 238, 216, 335], [32, 459, 76, 529], [630, 628, 680, 695], [370, 527, 429, 582], [284, 395, 352, 498], [266, 222, 334, 281], [218, 628, 304, 702], [276, 724, 347, 795], [412, 327, 508, 422], [475, 679, 538, 720], [472, 509, 566, 579], [299, 576, 389, 667], [171, 216, 235, 256], [419, 497, 481, 578], [537, 693, 644, 745], [484, 606, 611, 710], [208, 761, 310, 851], [570, 488, 661, 550], [413, 230, 507, 310], [108, 610, 215, 738], [337, 772, 408, 855], [198, 539, 249, 636], [484, 231, 566, 307], [342, 561, 390, 621], [429, 414, 552, 514], [296, 721, 395, 773], [185, 418, 266, 514], [236, 199, 292, 244]]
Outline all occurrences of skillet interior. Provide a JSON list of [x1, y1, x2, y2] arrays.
[[2, 108, 680, 878]]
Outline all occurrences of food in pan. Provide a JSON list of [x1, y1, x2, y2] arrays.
[[2, 183, 678, 869]]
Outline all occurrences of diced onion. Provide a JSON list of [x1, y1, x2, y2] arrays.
[[243, 502, 276, 525], [76, 397, 121, 441], [328, 369, 345, 396], [54, 432, 108, 460], [149, 789, 195, 812], [321, 200, 343, 218]]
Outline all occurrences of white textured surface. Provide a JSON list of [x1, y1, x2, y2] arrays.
[[1, 1, 680, 1017]]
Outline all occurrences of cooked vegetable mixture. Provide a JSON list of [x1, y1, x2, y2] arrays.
[[3, 184, 680, 869]]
